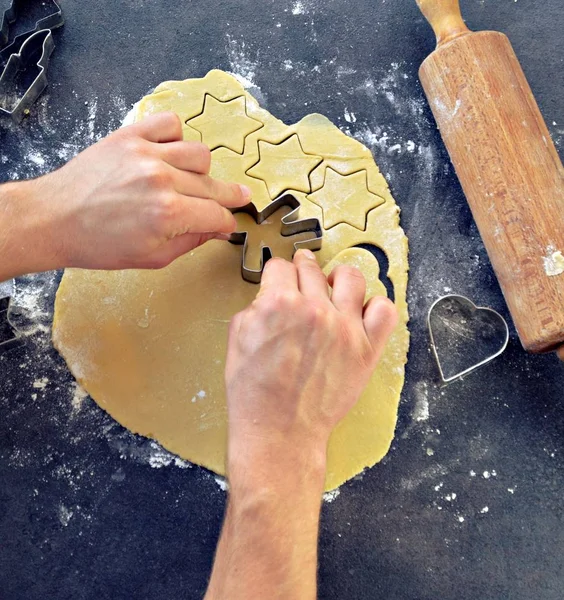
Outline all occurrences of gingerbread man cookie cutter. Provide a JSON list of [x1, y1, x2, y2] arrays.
[[229, 194, 323, 284]]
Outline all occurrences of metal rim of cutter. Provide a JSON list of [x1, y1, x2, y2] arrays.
[[0, 28, 55, 123], [0, 296, 22, 353], [0, 0, 63, 61], [427, 294, 510, 384], [229, 194, 323, 284]]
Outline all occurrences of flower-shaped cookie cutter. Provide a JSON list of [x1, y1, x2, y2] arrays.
[[229, 194, 323, 284]]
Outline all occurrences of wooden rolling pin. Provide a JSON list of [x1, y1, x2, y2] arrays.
[[416, 0, 564, 360]]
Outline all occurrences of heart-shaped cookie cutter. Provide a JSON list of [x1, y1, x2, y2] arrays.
[[427, 294, 510, 383], [229, 194, 323, 284]]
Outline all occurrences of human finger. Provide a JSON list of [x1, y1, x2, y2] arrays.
[[229, 311, 244, 340], [170, 169, 251, 207], [362, 296, 398, 359], [163, 231, 228, 261], [159, 141, 211, 175], [328, 265, 366, 317], [258, 258, 298, 297], [128, 112, 183, 143], [293, 250, 330, 300], [167, 195, 238, 236]]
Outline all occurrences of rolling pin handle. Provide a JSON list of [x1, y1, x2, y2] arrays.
[[416, 0, 471, 47], [557, 345, 564, 362]]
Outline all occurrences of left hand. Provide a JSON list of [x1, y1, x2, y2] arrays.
[[24, 112, 251, 272]]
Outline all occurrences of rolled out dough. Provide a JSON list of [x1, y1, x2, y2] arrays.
[[53, 70, 409, 491]]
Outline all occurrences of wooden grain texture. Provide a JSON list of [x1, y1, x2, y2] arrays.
[[415, 0, 470, 46], [419, 31, 564, 354]]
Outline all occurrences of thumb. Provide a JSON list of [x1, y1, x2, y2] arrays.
[[164, 231, 230, 261], [362, 296, 399, 362], [124, 112, 183, 143]]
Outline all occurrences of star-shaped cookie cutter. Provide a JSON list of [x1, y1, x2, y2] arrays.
[[229, 194, 323, 284]]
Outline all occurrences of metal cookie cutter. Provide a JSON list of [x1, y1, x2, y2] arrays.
[[229, 194, 323, 284], [0, 28, 54, 122], [0, 0, 63, 62], [427, 294, 509, 383], [0, 296, 22, 353]]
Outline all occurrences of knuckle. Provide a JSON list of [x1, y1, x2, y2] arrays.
[[195, 143, 212, 172], [229, 182, 243, 202], [210, 203, 234, 231], [149, 193, 178, 232], [161, 111, 181, 128], [124, 137, 146, 155], [201, 175, 216, 199], [304, 302, 330, 328], [143, 161, 169, 188]]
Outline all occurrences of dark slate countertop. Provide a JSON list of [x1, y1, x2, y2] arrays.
[[0, 1, 563, 599]]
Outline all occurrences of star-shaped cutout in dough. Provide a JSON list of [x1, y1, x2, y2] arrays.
[[246, 135, 323, 199], [187, 95, 263, 153], [306, 168, 385, 231]]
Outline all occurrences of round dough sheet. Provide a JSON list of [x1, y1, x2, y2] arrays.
[[53, 70, 409, 491]]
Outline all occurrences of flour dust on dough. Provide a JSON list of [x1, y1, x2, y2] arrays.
[[53, 70, 409, 491]]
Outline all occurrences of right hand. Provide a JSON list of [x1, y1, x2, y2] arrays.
[[225, 250, 398, 463], [33, 111, 250, 271]]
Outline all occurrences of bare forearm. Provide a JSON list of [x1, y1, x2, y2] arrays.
[[0, 178, 63, 281], [205, 441, 327, 600]]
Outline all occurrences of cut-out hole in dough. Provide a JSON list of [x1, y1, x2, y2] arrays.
[[355, 244, 395, 303]]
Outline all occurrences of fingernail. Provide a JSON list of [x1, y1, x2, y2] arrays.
[[239, 185, 252, 201], [214, 233, 232, 241], [298, 249, 316, 260]]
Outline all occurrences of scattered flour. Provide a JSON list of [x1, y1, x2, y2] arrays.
[[71, 384, 89, 415], [225, 34, 258, 88], [543, 247, 564, 277], [291, 1, 306, 15], [215, 476, 229, 492], [59, 504, 74, 527], [412, 381, 430, 422], [0, 93, 130, 182], [32, 377, 49, 390], [323, 489, 341, 503], [147, 442, 192, 469]]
